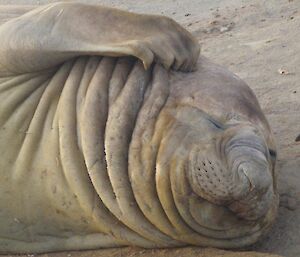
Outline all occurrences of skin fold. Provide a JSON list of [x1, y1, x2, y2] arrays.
[[0, 2, 278, 254]]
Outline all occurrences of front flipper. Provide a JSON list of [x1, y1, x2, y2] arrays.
[[0, 2, 200, 76]]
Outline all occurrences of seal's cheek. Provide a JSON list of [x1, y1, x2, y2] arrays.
[[188, 147, 230, 205]]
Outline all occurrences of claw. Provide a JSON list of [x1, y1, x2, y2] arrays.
[[128, 41, 154, 70]]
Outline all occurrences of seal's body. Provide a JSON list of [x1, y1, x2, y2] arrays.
[[0, 3, 278, 254]]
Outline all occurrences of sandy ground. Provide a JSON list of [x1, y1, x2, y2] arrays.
[[0, 0, 299, 257]]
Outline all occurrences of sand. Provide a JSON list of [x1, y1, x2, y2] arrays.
[[0, 0, 299, 256]]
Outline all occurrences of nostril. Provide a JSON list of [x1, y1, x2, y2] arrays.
[[269, 148, 277, 159], [238, 166, 254, 192], [236, 159, 271, 193]]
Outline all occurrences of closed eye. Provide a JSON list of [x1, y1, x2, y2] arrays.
[[207, 117, 224, 130]]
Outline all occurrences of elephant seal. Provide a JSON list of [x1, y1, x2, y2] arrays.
[[0, 2, 278, 254]]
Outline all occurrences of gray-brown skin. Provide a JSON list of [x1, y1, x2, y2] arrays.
[[0, 2, 278, 254]]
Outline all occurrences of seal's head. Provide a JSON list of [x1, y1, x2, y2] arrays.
[[158, 57, 279, 246]]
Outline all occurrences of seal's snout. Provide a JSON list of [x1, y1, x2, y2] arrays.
[[225, 129, 271, 193], [230, 160, 274, 220], [237, 159, 271, 195], [222, 126, 275, 220]]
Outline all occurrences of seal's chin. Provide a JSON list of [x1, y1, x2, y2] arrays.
[[189, 124, 276, 222]]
